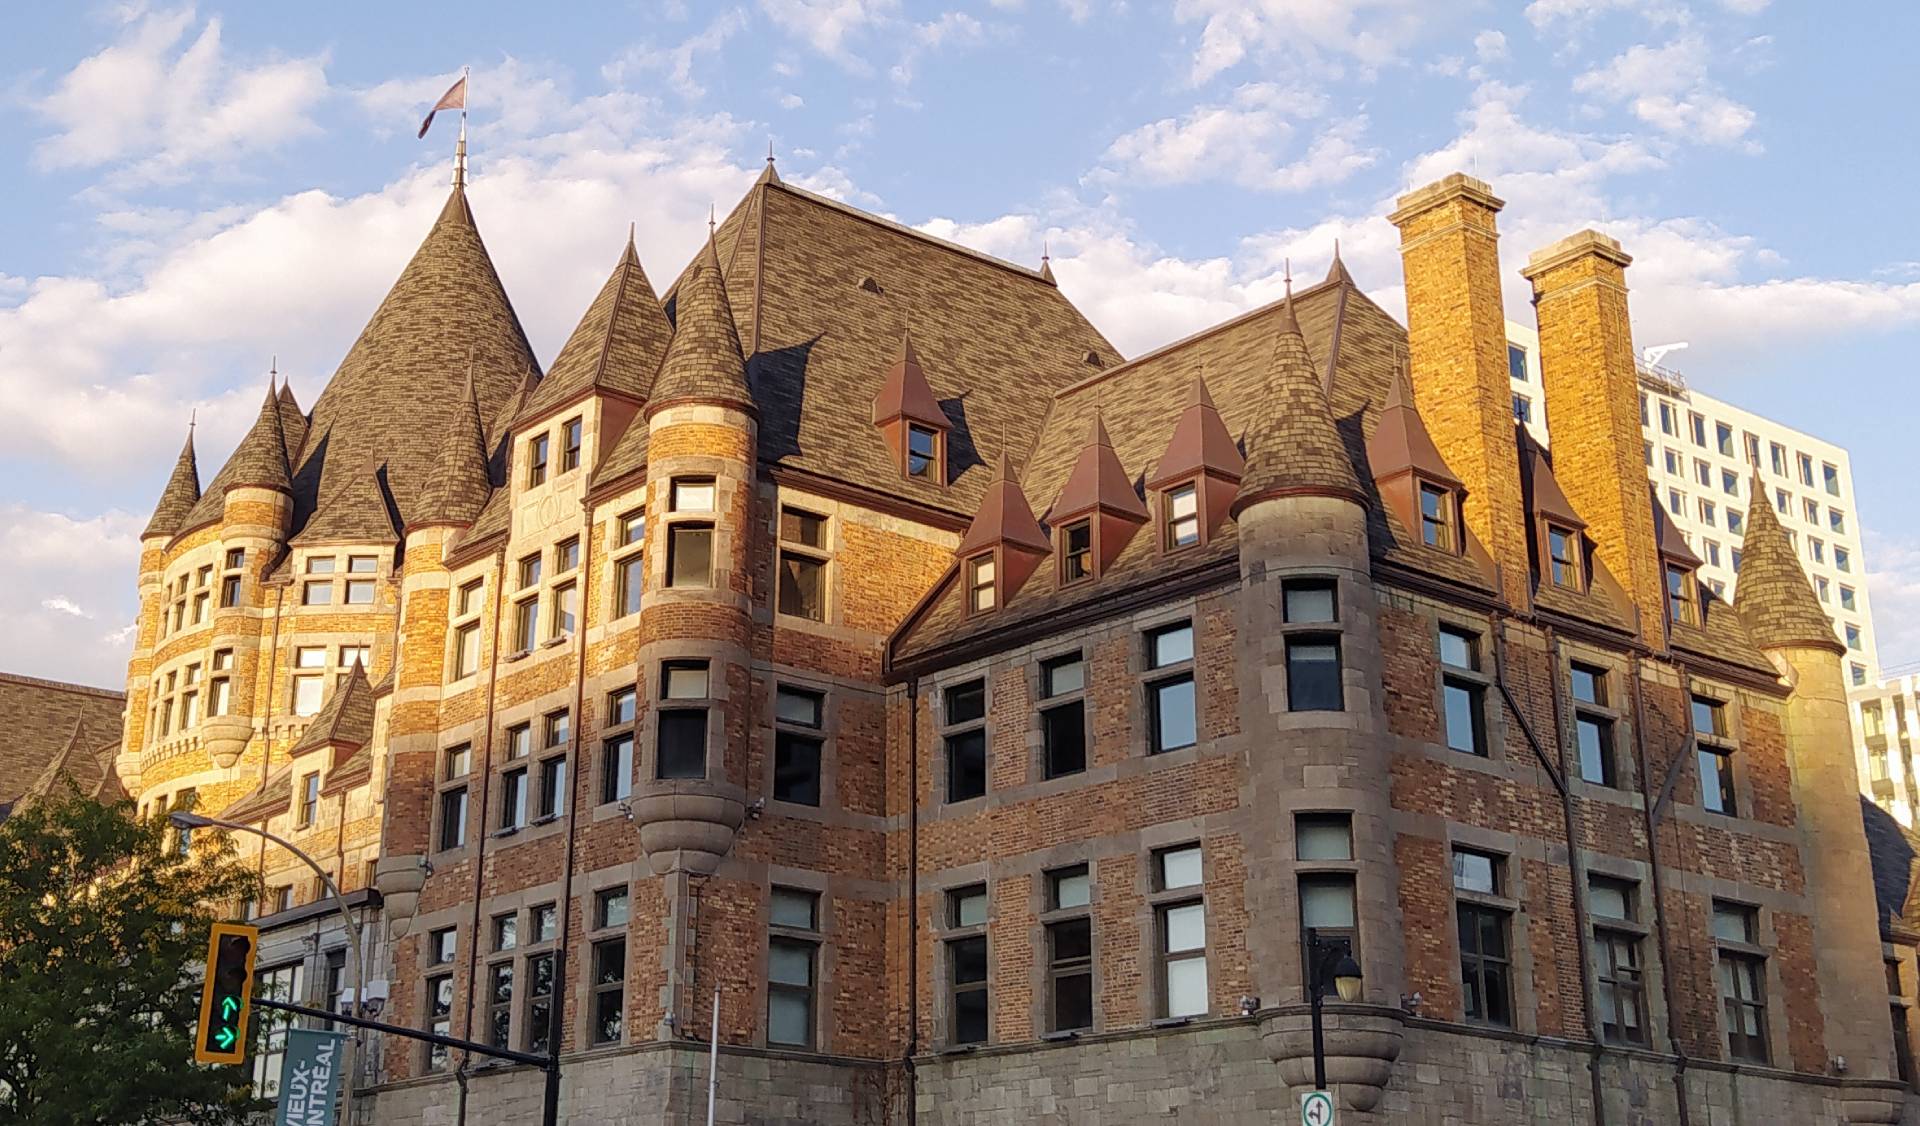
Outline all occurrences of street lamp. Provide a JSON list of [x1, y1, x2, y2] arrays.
[[170, 811, 368, 1112], [1305, 927, 1364, 1091]]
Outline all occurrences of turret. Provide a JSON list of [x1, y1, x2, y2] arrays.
[[1735, 472, 1904, 1119], [1231, 289, 1404, 1111], [632, 230, 756, 876]]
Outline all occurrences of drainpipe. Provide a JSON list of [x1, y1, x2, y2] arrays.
[[256, 584, 286, 891], [904, 677, 921, 1126], [1490, 613, 1608, 1126], [1629, 652, 1694, 1126]]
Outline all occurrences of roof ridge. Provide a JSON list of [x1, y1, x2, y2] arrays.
[[0, 671, 125, 699], [768, 181, 1059, 286]]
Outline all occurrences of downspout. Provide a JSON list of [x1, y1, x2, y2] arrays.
[[904, 677, 921, 1126], [1630, 651, 1694, 1126], [456, 543, 511, 1108], [256, 584, 286, 891], [541, 495, 598, 1118], [1491, 613, 1608, 1126]]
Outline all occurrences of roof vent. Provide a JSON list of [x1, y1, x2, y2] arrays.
[[859, 276, 884, 295], [1083, 350, 1103, 367]]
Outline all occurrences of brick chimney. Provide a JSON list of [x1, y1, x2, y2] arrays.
[[1388, 174, 1529, 599], [1520, 231, 1664, 641]]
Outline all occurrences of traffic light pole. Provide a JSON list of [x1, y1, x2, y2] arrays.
[[253, 997, 550, 1069], [172, 812, 368, 1119]]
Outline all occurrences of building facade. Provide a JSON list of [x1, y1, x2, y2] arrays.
[[118, 164, 1911, 1123], [1858, 675, 1920, 830]]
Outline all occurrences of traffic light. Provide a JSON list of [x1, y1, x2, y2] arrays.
[[195, 922, 258, 1065]]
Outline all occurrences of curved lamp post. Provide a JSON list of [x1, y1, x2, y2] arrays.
[[170, 811, 368, 1114], [1305, 927, 1364, 1091]]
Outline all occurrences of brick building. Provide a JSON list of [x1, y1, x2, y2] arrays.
[[118, 162, 1909, 1123]]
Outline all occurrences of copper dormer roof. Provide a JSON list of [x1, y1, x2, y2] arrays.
[[871, 331, 949, 429], [1147, 375, 1245, 489], [1052, 412, 1148, 521], [143, 426, 201, 539], [1733, 471, 1843, 653], [1230, 289, 1367, 515], [648, 231, 753, 415], [1367, 362, 1462, 489], [520, 228, 672, 423], [1518, 427, 1586, 530], [957, 453, 1052, 557], [1649, 485, 1703, 569]]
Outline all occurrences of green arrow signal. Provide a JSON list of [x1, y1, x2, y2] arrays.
[[221, 997, 238, 1020], [214, 1027, 236, 1050]]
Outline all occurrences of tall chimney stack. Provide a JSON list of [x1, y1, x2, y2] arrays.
[[1388, 174, 1530, 599], [1521, 231, 1664, 641]]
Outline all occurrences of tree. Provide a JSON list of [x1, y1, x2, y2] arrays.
[[0, 786, 265, 1125]]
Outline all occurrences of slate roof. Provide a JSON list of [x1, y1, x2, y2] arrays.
[[1229, 294, 1365, 512], [1734, 471, 1844, 654], [0, 673, 124, 810], [289, 661, 375, 759], [1049, 414, 1149, 522], [20, 720, 125, 809], [518, 230, 671, 425], [290, 462, 401, 546], [278, 381, 309, 463], [219, 384, 294, 496], [1863, 797, 1920, 936], [647, 233, 753, 413], [414, 368, 494, 530], [142, 428, 200, 540], [178, 184, 537, 542], [222, 765, 294, 825]]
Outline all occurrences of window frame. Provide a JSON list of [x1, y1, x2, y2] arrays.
[[1438, 624, 1489, 757], [776, 505, 832, 623], [601, 687, 638, 805], [561, 416, 584, 474], [1163, 479, 1203, 551], [1712, 900, 1770, 1064], [611, 507, 646, 620], [1418, 479, 1458, 554], [1453, 847, 1515, 1028], [1589, 875, 1650, 1046], [941, 678, 988, 803], [944, 884, 991, 1045], [1693, 694, 1738, 817], [655, 660, 712, 781], [1151, 845, 1209, 1020], [1144, 620, 1198, 753], [772, 684, 826, 807], [767, 887, 822, 1049], [965, 552, 997, 615], [1038, 651, 1088, 780]]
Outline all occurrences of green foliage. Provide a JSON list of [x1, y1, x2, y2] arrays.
[[0, 785, 265, 1125]]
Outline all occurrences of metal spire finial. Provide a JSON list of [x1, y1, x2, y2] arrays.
[[708, 202, 716, 236], [453, 65, 470, 189], [1284, 257, 1293, 298]]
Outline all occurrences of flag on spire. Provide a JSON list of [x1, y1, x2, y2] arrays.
[[417, 74, 468, 139]]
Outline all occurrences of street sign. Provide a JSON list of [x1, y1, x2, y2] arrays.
[[1300, 1089, 1337, 1126], [194, 922, 258, 1065], [275, 1028, 346, 1126]]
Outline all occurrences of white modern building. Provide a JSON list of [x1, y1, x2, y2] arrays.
[[1507, 320, 1879, 687], [1854, 674, 1920, 828]]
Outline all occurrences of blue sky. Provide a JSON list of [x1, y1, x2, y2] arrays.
[[4, 0, 1918, 687]]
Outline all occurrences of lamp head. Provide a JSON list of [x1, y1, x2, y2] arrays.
[[1333, 953, 1363, 1003], [168, 811, 214, 830]]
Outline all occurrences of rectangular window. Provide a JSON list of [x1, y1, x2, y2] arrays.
[[1695, 459, 1711, 487], [536, 755, 566, 819], [453, 622, 481, 679], [1166, 483, 1201, 549], [552, 581, 577, 638], [524, 952, 555, 1055], [500, 767, 528, 830], [1831, 508, 1846, 533], [1840, 585, 1857, 612], [1666, 564, 1697, 627], [1283, 579, 1337, 623], [1664, 449, 1679, 476], [562, 417, 583, 473], [1659, 402, 1676, 436], [528, 434, 549, 487], [657, 711, 707, 780], [1046, 917, 1094, 1032], [599, 886, 631, 928], [297, 772, 320, 827], [965, 553, 996, 613], [1512, 393, 1532, 424], [944, 680, 988, 801], [949, 933, 989, 1044], [1154, 846, 1207, 1018], [1146, 622, 1197, 752], [440, 789, 468, 850], [1769, 442, 1786, 476], [1295, 813, 1352, 861], [1797, 453, 1814, 487], [1721, 469, 1739, 496], [1508, 343, 1528, 383], [345, 578, 375, 605], [1716, 423, 1734, 457], [1455, 849, 1511, 1027], [512, 597, 538, 653], [774, 685, 824, 806], [1836, 547, 1851, 573], [1286, 637, 1343, 712], [1420, 483, 1454, 551], [1690, 413, 1707, 448], [590, 940, 625, 1044], [302, 580, 333, 606], [1694, 695, 1735, 815], [1824, 463, 1841, 497], [769, 890, 819, 1048], [908, 424, 939, 478], [458, 578, 485, 616], [556, 536, 580, 573], [426, 974, 454, 1070], [1548, 525, 1580, 588], [778, 550, 826, 620], [597, 731, 632, 804], [671, 478, 715, 512], [1061, 519, 1093, 584], [1040, 653, 1087, 779], [1299, 874, 1358, 988], [667, 523, 713, 587], [1590, 877, 1647, 1045], [1714, 902, 1769, 1064], [1439, 626, 1485, 757], [485, 963, 514, 1049], [615, 555, 644, 618]]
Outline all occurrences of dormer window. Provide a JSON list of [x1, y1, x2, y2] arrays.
[[528, 434, 550, 487], [908, 425, 940, 480], [1547, 524, 1582, 589], [967, 554, 996, 613], [1060, 520, 1093, 585], [1165, 483, 1201, 550], [1666, 564, 1698, 627], [1418, 483, 1455, 552]]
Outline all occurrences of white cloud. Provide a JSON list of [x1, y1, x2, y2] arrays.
[[33, 6, 328, 185], [890, 11, 990, 85], [604, 9, 750, 99], [1573, 37, 1758, 148], [1098, 85, 1376, 192], [0, 507, 144, 687], [1866, 532, 1920, 675], [1523, 0, 1688, 33], [1173, 0, 1433, 84], [778, 92, 806, 109], [758, 0, 900, 67], [1474, 29, 1509, 63]]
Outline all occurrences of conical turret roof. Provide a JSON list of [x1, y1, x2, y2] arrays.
[[223, 383, 293, 494], [1734, 472, 1842, 653], [1053, 412, 1148, 521], [957, 454, 1052, 556], [648, 233, 752, 415], [277, 380, 308, 461], [142, 427, 201, 539], [414, 367, 494, 530], [519, 229, 672, 423], [1230, 293, 1366, 515]]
